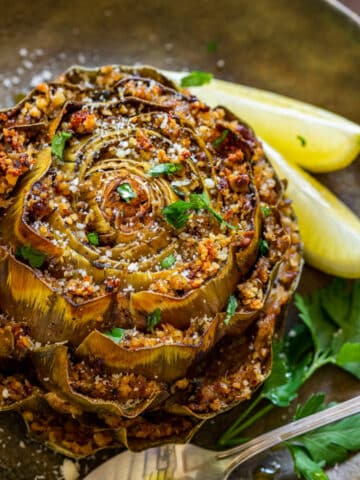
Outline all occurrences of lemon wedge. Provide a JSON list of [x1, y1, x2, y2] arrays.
[[164, 71, 360, 173], [263, 141, 360, 278]]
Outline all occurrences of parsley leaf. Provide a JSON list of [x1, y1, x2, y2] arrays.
[[295, 279, 360, 379], [15, 245, 46, 268], [162, 200, 192, 229], [87, 232, 99, 246], [259, 238, 269, 256], [294, 393, 326, 420], [289, 446, 328, 480], [224, 295, 238, 326], [160, 253, 176, 269], [180, 71, 213, 87], [104, 327, 125, 343], [117, 183, 136, 203], [296, 135, 307, 147], [287, 395, 360, 478], [162, 191, 237, 230], [51, 131, 72, 160], [148, 163, 183, 177], [261, 206, 271, 217], [213, 129, 229, 148], [147, 308, 162, 332]]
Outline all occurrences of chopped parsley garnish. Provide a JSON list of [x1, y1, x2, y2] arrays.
[[15, 245, 46, 268], [207, 41, 218, 52], [162, 191, 237, 230], [104, 327, 125, 343], [296, 135, 307, 147], [259, 238, 269, 256], [213, 129, 229, 148], [224, 295, 238, 326], [51, 131, 72, 160], [160, 253, 176, 269], [180, 71, 213, 87], [147, 308, 162, 332], [162, 200, 193, 229], [148, 163, 183, 177], [261, 206, 271, 217], [117, 183, 136, 203], [87, 232, 99, 246]]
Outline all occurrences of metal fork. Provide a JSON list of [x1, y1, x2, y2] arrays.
[[84, 396, 360, 480]]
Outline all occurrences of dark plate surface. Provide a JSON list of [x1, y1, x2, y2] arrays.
[[0, 0, 359, 478]]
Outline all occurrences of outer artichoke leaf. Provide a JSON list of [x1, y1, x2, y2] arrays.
[[0, 147, 62, 257], [18, 395, 122, 459], [76, 312, 220, 383], [130, 248, 240, 330], [32, 344, 168, 418], [0, 372, 40, 412], [0, 251, 114, 344], [0, 324, 33, 360], [59, 65, 177, 91], [120, 413, 203, 452]]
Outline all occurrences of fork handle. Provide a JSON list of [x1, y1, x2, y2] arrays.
[[217, 395, 360, 478]]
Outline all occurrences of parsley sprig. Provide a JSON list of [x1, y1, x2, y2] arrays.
[[219, 279, 360, 448], [162, 192, 237, 230], [287, 394, 360, 480]]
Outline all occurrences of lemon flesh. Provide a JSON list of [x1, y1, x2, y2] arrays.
[[164, 71, 360, 173], [263, 142, 360, 278]]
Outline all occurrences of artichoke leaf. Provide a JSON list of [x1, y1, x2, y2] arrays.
[[0, 251, 115, 344], [18, 394, 122, 459], [32, 344, 168, 418], [76, 312, 220, 383], [0, 147, 62, 257]]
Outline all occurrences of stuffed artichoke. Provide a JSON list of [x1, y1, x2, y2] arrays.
[[0, 65, 302, 457]]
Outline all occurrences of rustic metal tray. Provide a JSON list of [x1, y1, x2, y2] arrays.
[[0, 0, 359, 478]]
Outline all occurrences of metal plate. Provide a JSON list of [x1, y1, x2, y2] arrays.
[[0, 0, 359, 478]]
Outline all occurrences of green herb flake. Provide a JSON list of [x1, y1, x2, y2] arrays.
[[16, 245, 46, 268], [104, 327, 125, 343], [51, 131, 72, 160], [296, 135, 307, 147], [180, 71, 213, 87], [147, 308, 162, 332], [160, 253, 176, 269], [207, 41, 218, 52], [213, 129, 229, 148], [148, 163, 183, 177], [162, 200, 192, 229], [261, 206, 271, 217], [87, 232, 99, 246], [259, 238, 269, 256], [224, 295, 238, 326], [117, 183, 136, 203], [162, 191, 237, 230]]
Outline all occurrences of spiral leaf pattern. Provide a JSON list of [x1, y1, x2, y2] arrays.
[[0, 65, 302, 457]]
